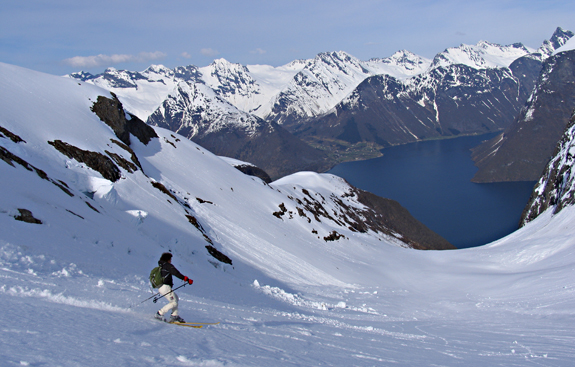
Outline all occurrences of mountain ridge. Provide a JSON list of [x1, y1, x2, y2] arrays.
[[67, 27, 573, 179]]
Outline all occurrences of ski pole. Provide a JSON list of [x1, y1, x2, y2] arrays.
[[152, 283, 187, 303], [139, 291, 161, 304]]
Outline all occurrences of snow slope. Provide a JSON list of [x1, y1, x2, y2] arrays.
[[3, 62, 575, 366]]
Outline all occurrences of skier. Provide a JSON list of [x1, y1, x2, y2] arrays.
[[154, 252, 193, 323]]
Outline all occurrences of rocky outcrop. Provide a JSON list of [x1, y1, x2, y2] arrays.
[[233, 164, 272, 183], [0, 125, 26, 143], [91, 94, 158, 146], [14, 208, 42, 224], [273, 178, 455, 250], [472, 50, 575, 182], [48, 140, 122, 182], [520, 112, 575, 225]]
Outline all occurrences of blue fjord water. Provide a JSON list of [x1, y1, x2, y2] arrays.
[[328, 133, 536, 249]]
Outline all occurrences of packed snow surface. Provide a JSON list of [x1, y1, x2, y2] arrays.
[[3, 61, 575, 366]]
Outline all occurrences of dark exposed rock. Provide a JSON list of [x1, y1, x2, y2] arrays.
[[272, 203, 288, 219], [186, 214, 204, 232], [324, 231, 345, 241], [14, 208, 42, 224], [196, 197, 213, 204], [66, 209, 85, 220], [185, 214, 231, 264], [151, 181, 178, 202], [91, 94, 131, 145], [520, 112, 575, 225], [472, 50, 575, 182], [105, 150, 138, 173], [48, 140, 121, 182], [233, 164, 272, 183], [91, 94, 157, 146], [110, 139, 143, 172], [0, 125, 26, 143], [126, 113, 158, 145], [205, 245, 233, 265], [85, 201, 100, 213]]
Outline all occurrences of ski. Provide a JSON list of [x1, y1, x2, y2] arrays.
[[168, 322, 203, 328], [176, 322, 220, 326]]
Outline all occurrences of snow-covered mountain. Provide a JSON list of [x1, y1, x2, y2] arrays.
[[69, 65, 200, 121], [147, 80, 263, 138], [263, 51, 432, 127], [430, 41, 534, 69], [197, 58, 303, 115], [521, 111, 575, 224], [0, 61, 452, 275], [298, 27, 573, 152], [471, 46, 575, 182], [539, 26, 575, 57], [68, 50, 432, 126], [298, 55, 540, 147], [145, 78, 331, 180], [4, 61, 575, 365]]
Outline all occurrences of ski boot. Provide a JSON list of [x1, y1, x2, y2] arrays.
[[169, 315, 186, 323]]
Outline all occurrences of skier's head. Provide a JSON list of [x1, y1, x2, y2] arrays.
[[160, 252, 173, 263]]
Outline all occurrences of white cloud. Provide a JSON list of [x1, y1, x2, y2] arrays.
[[181, 52, 192, 59], [200, 48, 219, 57], [63, 51, 166, 68]]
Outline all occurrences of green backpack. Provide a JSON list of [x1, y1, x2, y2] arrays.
[[149, 266, 164, 288]]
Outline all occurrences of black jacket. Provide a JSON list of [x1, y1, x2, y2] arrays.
[[158, 260, 185, 287]]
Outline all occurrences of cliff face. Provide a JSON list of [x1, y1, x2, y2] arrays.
[[471, 50, 575, 183], [520, 112, 575, 226]]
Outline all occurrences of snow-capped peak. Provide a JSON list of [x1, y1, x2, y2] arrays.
[[541, 27, 575, 56], [431, 41, 532, 69], [142, 64, 173, 76], [367, 50, 432, 78]]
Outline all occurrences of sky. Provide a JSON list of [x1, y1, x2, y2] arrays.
[[1, 0, 575, 76]]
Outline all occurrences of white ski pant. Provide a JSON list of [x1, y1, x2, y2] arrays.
[[158, 284, 179, 316]]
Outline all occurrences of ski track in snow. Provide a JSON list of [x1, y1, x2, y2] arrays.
[[2, 227, 575, 367]]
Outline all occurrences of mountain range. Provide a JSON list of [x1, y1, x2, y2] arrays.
[[68, 28, 574, 181]]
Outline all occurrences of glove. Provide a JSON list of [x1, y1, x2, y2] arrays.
[[184, 276, 193, 285]]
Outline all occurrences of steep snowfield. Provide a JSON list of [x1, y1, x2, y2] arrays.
[[3, 62, 575, 365]]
